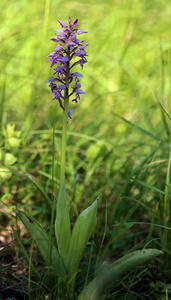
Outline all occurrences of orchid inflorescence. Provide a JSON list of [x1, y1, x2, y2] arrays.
[[45, 16, 88, 119]]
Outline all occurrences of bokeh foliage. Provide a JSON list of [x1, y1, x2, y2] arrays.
[[0, 0, 170, 276]]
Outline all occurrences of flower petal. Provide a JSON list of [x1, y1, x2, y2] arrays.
[[58, 84, 66, 90], [76, 29, 88, 35], [75, 89, 85, 94], [55, 44, 63, 51], [68, 109, 74, 119], [61, 56, 69, 62], [46, 51, 57, 57], [72, 19, 78, 26], [54, 66, 63, 71], [73, 72, 83, 78], [50, 37, 61, 42], [44, 77, 56, 83], [58, 20, 67, 28]]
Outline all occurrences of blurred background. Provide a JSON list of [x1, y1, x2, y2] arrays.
[[0, 0, 170, 229], [0, 2, 171, 298]]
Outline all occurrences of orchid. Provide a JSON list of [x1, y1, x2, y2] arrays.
[[14, 16, 162, 300], [45, 16, 88, 116]]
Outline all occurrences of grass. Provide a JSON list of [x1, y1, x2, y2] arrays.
[[0, 0, 171, 299]]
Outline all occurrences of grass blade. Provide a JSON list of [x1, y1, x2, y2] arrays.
[[113, 113, 162, 143], [12, 227, 40, 278], [134, 178, 171, 197]]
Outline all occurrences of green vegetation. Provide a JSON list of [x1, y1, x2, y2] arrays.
[[0, 0, 170, 299]]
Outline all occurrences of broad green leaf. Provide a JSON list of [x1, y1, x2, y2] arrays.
[[55, 180, 71, 268], [14, 209, 66, 278], [79, 248, 162, 300], [4, 153, 17, 166], [0, 167, 12, 180], [3, 124, 15, 137], [66, 198, 98, 278], [7, 137, 21, 148]]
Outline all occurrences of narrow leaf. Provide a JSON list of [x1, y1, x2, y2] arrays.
[[79, 249, 162, 300], [25, 174, 51, 204], [14, 209, 66, 278], [113, 113, 161, 142], [134, 178, 171, 197], [55, 180, 71, 268], [12, 227, 40, 278], [67, 198, 98, 277]]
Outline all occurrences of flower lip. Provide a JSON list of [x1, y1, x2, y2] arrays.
[[73, 50, 87, 58], [54, 66, 63, 71], [68, 41, 76, 47], [68, 108, 74, 118], [58, 84, 67, 90], [73, 72, 83, 78], [76, 29, 88, 35], [44, 77, 56, 83], [61, 56, 69, 62], [75, 89, 85, 94]]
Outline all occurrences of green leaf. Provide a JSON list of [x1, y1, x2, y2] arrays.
[[113, 113, 161, 143], [14, 209, 66, 278], [55, 180, 71, 268], [4, 153, 17, 166], [134, 178, 171, 197], [0, 149, 3, 161], [25, 173, 51, 204], [0, 167, 12, 180], [7, 137, 21, 148], [66, 198, 98, 277], [79, 249, 162, 300], [12, 227, 40, 278]]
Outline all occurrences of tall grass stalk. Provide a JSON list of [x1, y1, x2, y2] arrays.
[[163, 149, 171, 254]]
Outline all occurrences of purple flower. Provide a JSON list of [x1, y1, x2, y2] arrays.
[[72, 89, 86, 103], [45, 16, 88, 118], [68, 109, 74, 119]]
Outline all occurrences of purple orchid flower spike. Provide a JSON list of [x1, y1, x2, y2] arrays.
[[45, 16, 88, 119]]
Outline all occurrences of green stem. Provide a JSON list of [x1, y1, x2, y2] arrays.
[[60, 60, 70, 184]]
